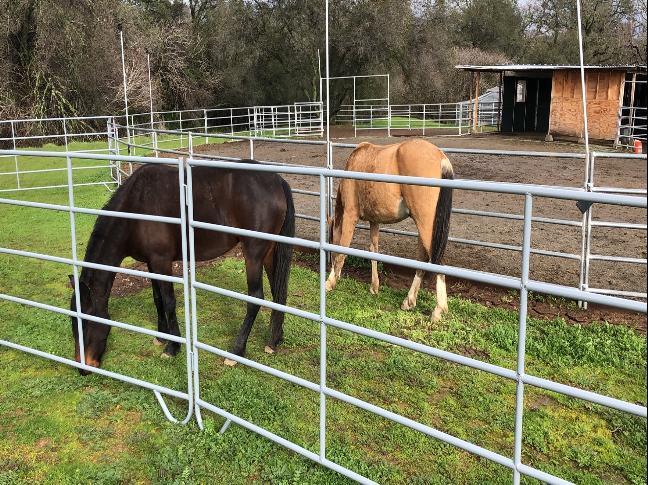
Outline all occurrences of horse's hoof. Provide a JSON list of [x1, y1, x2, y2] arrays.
[[153, 338, 165, 347], [325, 280, 335, 292], [370, 285, 379, 295], [224, 358, 237, 367], [401, 299, 415, 311], [264, 346, 275, 354], [161, 352, 172, 359], [431, 308, 444, 322]]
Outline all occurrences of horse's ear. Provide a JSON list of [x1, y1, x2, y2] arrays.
[[68, 275, 75, 289]]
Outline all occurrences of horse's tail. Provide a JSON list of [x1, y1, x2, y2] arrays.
[[430, 158, 453, 266], [269, 178, 295, 339]]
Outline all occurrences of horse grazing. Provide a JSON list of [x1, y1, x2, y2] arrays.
[[69, 161, 294, 374], [326, 139, 453, 321]]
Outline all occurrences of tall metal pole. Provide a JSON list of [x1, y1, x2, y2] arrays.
[[576, 0, 592, 309], [576, 0, 590, 160], [320, 0, 331, 464], [147, 52, 154, 130], [119, 27, 131, 155], [147, 51, 158, 156]]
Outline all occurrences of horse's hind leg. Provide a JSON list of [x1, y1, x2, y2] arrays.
[[369, 222, 380, 295], [325, 213, 358, 292], [228, 244, 265, 362], [148, 259, 181, 357], [431, 273, 448, 322], [401, 239, 427, 311], [263, 254, 283, 353]]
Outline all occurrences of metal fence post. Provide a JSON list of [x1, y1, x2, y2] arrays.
[[185, 158, 205, 429], [10, 121, 20, 189], [249, 139, 255, 160], [65, 152, 86, 367], [422, 104, 426, 137], [513, 193, 533, 484], [179, 111, 184, 148], [230, 108, 234, 136], [204, 109, 209, 145], [578, 152, 595, 309], [387, 74, 391, 137], [319, 172, 328, 460]]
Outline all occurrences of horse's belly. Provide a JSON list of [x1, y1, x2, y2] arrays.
[[360, 196, 410, 224]]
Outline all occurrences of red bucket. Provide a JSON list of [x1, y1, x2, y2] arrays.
[[634, 140, 643, 154]]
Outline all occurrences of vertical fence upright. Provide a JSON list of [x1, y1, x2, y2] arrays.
[[10, 121, 19, 189], [513, 194, 533, 484]]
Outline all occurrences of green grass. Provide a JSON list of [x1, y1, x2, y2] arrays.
[[351, 116, 499, 133], [0, 140, 646, 483]]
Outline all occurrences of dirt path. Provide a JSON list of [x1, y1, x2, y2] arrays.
[[191, 133, 646, 301]]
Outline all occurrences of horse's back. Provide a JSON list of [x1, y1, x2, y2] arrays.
[[115, 163, 289, 262], [341, 140, 450, 224], [394, 139, 449, 179]]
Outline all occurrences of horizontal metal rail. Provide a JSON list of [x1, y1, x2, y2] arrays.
[[187, 158, 646, 208]]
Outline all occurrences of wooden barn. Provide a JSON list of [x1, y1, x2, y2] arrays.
[[456, 64, 647, 146]]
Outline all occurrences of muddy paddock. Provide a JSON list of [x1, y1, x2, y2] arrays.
[[188, 131, 647, 317]]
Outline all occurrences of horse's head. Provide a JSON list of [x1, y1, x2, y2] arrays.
[[68, 276, 110, 375]]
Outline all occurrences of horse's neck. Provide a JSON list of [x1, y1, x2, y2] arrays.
[[80, 219, 128, 304]]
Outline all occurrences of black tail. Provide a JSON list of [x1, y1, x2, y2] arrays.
[[269, 178, 295, 345], [430, 164, 453, 265]]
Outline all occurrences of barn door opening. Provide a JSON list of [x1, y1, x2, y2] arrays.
[[503, 76, 552, 134]]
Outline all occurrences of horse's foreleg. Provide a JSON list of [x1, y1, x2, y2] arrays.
[[149, 259, 181, 357], [229, 254, 264, 362], [149, 273, 168, 347], [431, 273, 448, 322], [369, 222, 380, 294], [401, 241, 427, 311], [326, 214, 358, 292]]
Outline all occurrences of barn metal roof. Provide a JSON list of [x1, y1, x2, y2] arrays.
[[456, 64, 647, 73]]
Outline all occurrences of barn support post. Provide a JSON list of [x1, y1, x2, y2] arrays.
[[628, 72, 637, 144], [498, 72, 503, 131], [473, 72, 481, 133], [10, 121, 19, 189], [614, 75, 627, 147]]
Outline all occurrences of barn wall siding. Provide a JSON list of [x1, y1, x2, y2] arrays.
[[549, 70, 624, 141]]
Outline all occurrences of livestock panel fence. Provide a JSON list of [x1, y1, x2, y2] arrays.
[[107, 122, 648, 303], [0, 140, 646, 484]]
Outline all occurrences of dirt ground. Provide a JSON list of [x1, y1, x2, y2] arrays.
[[124, 131, 640, 329], [191, 130, 646, 295]]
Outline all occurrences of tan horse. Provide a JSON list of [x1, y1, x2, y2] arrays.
[[326, 139, 454, 321]]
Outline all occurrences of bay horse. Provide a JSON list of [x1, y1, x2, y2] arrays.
[[326, 139, 453, 321], [69, 161, 294, 374]]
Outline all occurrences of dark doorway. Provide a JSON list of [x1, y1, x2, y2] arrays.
[[501, 76, 552, 133]]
